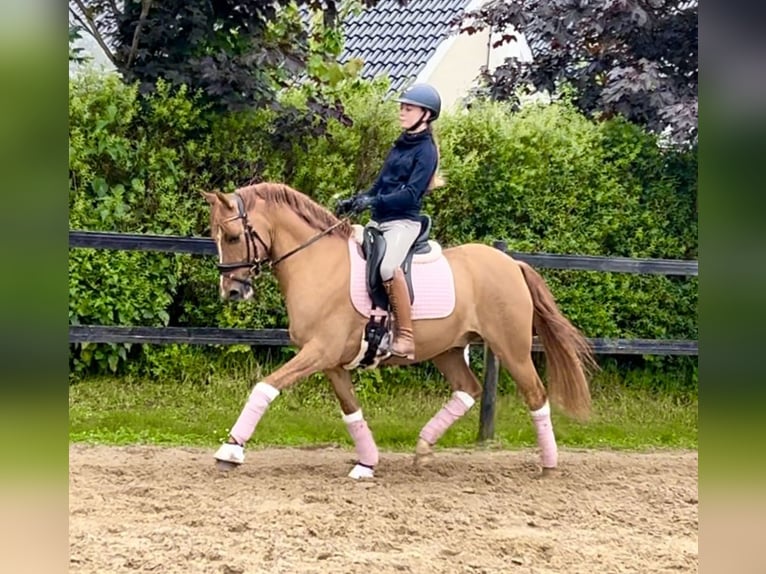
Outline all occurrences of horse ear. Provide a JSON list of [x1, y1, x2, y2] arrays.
[[215, 190, 234, 210], [201, 191, 217, 205]]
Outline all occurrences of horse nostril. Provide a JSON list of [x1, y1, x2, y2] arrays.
[[228, 289, 241, 300]]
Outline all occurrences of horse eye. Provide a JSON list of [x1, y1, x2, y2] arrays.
[[225, 235, 240, 244]]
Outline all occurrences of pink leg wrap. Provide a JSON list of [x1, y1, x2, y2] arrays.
[[343, 410, 379, 467], [229, 382, 280, 445], [531, 401, 558, 468], [419, 391, 475, 445]]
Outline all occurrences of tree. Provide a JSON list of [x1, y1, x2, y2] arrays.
[[69, 25, 89, 64], [459, 0, 698, 146], [68, 1, 384, 122]]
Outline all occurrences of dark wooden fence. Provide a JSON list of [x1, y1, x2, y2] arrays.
[[69, 231, 698, 441]]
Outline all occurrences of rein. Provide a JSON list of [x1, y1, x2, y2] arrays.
[[216, 192, 347, 285], [270, 219, 346, 267]]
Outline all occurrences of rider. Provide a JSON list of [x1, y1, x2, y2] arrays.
[[336, 83, 443, 360]]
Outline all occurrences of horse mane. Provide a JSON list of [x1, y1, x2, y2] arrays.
[[237, 182, 352, 239]]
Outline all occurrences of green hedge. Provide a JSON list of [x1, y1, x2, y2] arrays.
[[69, 71, 697, 387], [431, 101, 698, 343]]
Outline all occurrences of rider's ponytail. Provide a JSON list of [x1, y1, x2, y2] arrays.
[[429, 130, 445, 190]]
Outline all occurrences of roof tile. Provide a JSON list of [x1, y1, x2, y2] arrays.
[[339, 0, 471, 93]]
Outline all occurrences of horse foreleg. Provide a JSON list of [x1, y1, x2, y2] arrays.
[[214, 343, 329, 469], [415, 348, 482, 464], [324, 367, 378, 479]]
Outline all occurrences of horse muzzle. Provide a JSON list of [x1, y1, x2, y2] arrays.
[[220, 274, 254, 301]]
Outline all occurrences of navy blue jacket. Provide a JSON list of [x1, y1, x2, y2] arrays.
[[363, 130, 438, 223]]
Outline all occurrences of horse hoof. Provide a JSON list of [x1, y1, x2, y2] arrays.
[[213, 443, 244, 470], [540, 466, 559, 478], [414, 453, 433, 467], [215, 460, 240, 471], [348, 463, 375, 480], [414, 439, 433, 465]]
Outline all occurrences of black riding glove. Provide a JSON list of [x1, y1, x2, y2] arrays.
[[334, 197, 355, 216], [351, 194, 376, 214]]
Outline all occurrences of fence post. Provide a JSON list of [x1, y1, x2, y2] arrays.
[[478, 240, 507, 443]]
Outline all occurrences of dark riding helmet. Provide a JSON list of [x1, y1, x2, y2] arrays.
[[396, 83, 441, 122]]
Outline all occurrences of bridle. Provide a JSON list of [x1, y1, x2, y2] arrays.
[[215, 192, 345, 288]]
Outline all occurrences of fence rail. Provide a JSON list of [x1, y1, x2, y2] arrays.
[[69, 230, 216, 255], [68, 325, 698, 356], [69, 230, 698, 442], [69, 231, 698, 275]]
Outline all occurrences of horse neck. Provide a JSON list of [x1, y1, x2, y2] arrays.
[[266, 204, 347, 309]]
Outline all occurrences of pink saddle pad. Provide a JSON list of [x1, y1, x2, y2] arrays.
[[347, 240, 456, 320]]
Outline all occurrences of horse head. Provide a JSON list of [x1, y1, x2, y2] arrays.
[[202, 189, 272, 302], [203, 183, 351, 302]]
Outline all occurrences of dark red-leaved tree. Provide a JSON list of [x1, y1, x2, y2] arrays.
[[459, 0, 697, 146]]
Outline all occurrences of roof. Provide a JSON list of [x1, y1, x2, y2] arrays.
[[339, 0, 472, 93]]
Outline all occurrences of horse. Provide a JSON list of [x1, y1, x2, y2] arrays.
[[203, 182, 596, 479]]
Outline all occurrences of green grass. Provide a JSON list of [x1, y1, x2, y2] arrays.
[[69, 368, 697, 452]]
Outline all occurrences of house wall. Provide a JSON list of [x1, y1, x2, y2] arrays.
[[419, 27, 491, 112], [418, 25, 532, 112]]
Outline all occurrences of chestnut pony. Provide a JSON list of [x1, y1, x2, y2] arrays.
[[204, 183, 595, 479]]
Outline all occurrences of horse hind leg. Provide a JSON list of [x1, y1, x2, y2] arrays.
[[415, 348, 482, 464], [485, 331, 559, 473]]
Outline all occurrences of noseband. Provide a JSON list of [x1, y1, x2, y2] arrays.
[[215, 192, 345, 288]]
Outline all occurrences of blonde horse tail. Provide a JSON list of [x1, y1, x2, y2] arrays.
[[517, 260, 597, 421]]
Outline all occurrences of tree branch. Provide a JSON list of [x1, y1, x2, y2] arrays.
[[69, 7, 90, 34], [71, 0, 117, 66], [106, 0, 122, 18], [127, 0, 153, 68]]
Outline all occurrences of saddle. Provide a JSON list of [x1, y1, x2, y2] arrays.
[[347, 215, 444, 369], [360, 215, 435, 308]]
